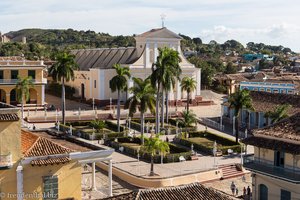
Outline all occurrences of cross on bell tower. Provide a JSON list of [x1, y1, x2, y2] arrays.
[[160, 14, 166, 28]]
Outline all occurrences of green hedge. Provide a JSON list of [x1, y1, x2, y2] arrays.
[[189, 131, 236, 146], [130, 119, 196, 134], [174, 131, 241, 155], [108, 138, 192, 163], [105, 120, 125, 132], [59, 123, 125, 140]]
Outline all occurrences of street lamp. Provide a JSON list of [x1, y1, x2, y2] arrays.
[[128, 117, 131, 133], [110, 97, 112, 111], [220, 104, 223, 130], [213, 141, 217, 167], [69, 125, 73, 136], [92, 127, 95, 140], [233, 116, 236, 136], [57, 121, 60, 131], [55, 109, 58, 123], [79, 107, 81, 120], [92, 98, 95, 111]]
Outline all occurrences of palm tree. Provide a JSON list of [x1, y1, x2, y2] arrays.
[[181, 77, 197, 112], [228, 89, 254, 144], [162, 56, 182, 124], [89, 120, 106, 133], [125, 78, 156, 144], [264, 104, 291, 124], [142, 134, 170, 176], [49, 51, 78, 125], [15, 76, 33, 124], [109, 64, 131, 132], [151, 47, 182, 131], [178, 110, 197, 137]]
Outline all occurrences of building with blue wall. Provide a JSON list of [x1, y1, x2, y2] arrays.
[[240, 81, 295, 94]]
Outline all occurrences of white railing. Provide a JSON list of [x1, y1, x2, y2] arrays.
[[0, 78, 47, 84], [199, 117, 225, 131], [0, 153, 12, 168]]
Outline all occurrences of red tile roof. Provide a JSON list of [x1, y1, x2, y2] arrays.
[[101, 183, 234, 200], [21, 130, 73, 166], [223, 91, 300, 115], [243, 113, 300, 153], [21, 130, 39, 154], [0, 113, 19, 121], [253, 112, 300, 142]]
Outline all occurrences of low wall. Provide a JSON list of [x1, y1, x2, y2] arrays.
[[96, 162, 222, 188]]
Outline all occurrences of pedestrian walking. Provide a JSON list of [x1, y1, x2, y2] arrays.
[[230, 181, 236, 195], [236, 187, 239, 196], [247, 186, 251, 196], [243, 187, 246, 197]]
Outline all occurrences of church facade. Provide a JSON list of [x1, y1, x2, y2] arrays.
[[67, 27, 201, 106]]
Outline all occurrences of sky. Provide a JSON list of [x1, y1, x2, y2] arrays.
[[1, 0, 300, 52]]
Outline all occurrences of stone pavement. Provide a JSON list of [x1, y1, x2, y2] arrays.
[[82, 165, 138, 200], [204, 173, 252, 199]]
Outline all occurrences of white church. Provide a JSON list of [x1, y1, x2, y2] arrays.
[[67, 27, 201, 106]]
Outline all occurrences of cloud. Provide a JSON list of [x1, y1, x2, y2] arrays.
[[200, 23, 300, 50], [0, 0, 299, 52]]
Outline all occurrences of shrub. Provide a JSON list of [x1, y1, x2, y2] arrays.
[[105, 120, 125, 132], [89, 120, 106, 132], [108, 137, 192, 163], [174, 131, 241, 155]]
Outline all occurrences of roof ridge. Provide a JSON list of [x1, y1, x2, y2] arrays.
[[24, 135, 41, 156], [23, 131, 73, 157], [38, 137, 73, 153]]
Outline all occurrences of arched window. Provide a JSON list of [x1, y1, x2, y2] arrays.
[[259, 184, 268, 200]]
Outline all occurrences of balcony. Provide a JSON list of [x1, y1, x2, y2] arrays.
[[243, 155, 300, 183], [0, 78, 47, 84], [0, 153, 12, 169]]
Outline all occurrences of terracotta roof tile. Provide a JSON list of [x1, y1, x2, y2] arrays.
[[0, 113, 19, 121], [21, 130, 39, 154], [101, 183, 234, 200], [243, 113, 300, 153], [224, 91, 300, 115], [101, 192, 137, 200], [253, 112, 300, 141], [21, 130, 73, 166]]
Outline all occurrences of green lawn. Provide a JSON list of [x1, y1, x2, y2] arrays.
[[188, 137, 215, 147], [121, 143, 141, 150]]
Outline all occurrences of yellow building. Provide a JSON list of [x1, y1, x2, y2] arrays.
[[0, 102, 114, 200], [243, 113, 300, 200], [0, 56, 47, 106], [68, 27, 201, 106]]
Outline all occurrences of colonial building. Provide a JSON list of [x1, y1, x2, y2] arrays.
[[243, 113, 300, 200], [0, 56, 47, 106], [0, 102, 114, 200], [240, 81, 296, 94], [222, 91, 300, 130], [67, 27, 201, 106], [214, 73, 249, 94]]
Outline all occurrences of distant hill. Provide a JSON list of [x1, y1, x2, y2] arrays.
[[0, 28, 296, 60], [5, 28, 135, 48]]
